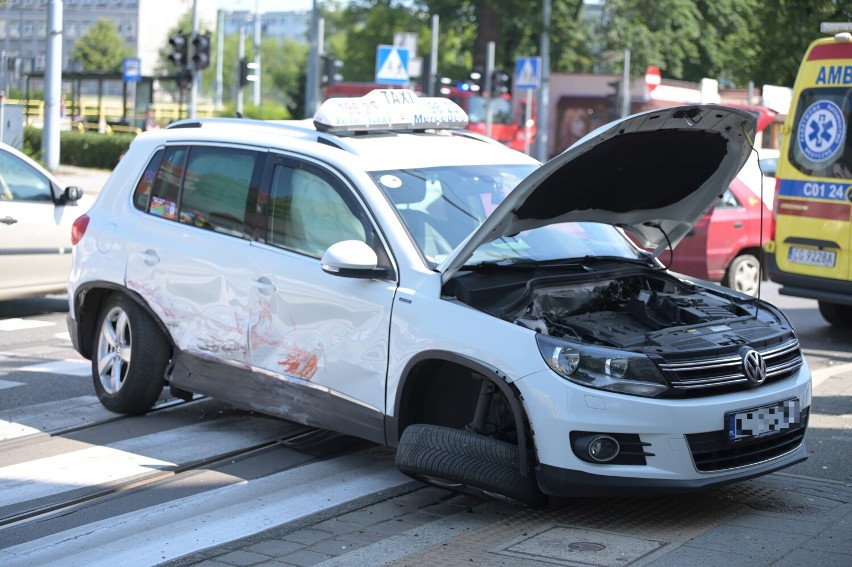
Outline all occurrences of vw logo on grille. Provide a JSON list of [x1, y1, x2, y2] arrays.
[[741, 348, 767, 385]]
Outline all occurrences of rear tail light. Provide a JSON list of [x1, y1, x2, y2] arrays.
[[71, 214, 90, 245]]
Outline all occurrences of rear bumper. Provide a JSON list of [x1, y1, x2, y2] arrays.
[[767, 253, 852, 306]]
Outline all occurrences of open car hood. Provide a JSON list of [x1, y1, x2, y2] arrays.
[[439, 104, 757, 283]]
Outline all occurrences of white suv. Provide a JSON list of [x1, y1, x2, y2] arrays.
[[68, 91, 811, 505]]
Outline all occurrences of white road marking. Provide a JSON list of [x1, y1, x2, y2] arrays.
[[17, 359, 91, 377], [0, 396, 112, 441], [0, 450, 410, 567], [0, 319, 55, 332], [0, 379, 24, 390]]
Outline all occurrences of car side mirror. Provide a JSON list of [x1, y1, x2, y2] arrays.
[[61, 186, 84, 205], [321, 240, 387, 279]]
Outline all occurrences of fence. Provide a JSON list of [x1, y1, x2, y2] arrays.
[[8, 97, 219, 133]]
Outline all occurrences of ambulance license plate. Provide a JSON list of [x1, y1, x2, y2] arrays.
[[788, 246, 835, 267], [727, 399, 801, 442]]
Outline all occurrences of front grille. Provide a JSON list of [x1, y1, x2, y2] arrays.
[[686, 408, 809, 472], [658, 338, 803, 397]]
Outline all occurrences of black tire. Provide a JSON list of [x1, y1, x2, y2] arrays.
[[725, 253, 760, 296], [92, 293, 170, 414], [818, 301, 852, 327], [395, 423, 546, 507]]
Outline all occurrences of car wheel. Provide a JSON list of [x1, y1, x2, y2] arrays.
[[395, 423, 546, 507], [817, 301, 852, 327], [726, 253, 760, 296], [93, 294, 170, 414]]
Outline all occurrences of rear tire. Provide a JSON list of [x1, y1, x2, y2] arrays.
[[395, 423, 545, 507], [725, 253, 760, 296], [818, 301, 852, 327], [92, 294, 170, 414]]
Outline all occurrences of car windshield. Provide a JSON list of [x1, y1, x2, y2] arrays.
[[370, 164, 642, 267]]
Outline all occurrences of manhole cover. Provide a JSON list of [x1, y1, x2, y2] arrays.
[[499, 526, 668, 566]]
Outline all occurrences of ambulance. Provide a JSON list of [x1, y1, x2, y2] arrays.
[[767, 23, 852, 325]]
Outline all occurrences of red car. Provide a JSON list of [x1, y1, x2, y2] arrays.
[[659, 177, 772, 296]]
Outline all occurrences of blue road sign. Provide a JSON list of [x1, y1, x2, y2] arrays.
[[123, 57, 141, 83], [514, 57, 541, 89], [375, 45, 409, 86]]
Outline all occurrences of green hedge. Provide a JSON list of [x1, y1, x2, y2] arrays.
[[24, 126, 135, 170]]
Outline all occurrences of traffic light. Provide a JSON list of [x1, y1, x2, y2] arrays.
[[192, 33, 211, 71], [491, 70, 510, 96], [321, 55, 343, 87], [606, 80, 622, 119], [239, 58, 258, 87], [468, 68, 483, 92], [176, 68, 193, 90], [168, 33, 189, 70]]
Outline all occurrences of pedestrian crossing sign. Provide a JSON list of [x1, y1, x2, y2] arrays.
[[514, 57, 541, 89], [376, 45, 410, 86]]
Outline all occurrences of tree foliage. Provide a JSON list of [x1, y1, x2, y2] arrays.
[[71, 19, 132, 72]]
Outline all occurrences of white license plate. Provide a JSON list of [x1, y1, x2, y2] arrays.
[[727, 399, 801, 442], [788, 246, 836, 267]]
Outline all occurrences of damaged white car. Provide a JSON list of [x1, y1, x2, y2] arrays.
[[68, 91, 810, 506]]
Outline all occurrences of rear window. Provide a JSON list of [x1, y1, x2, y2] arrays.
[[787, 87, 852, 179]]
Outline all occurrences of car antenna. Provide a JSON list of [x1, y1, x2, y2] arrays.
[[236, 111, 244, 118]]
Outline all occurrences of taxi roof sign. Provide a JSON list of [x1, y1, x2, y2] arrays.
[[314, 89, 469, 133]]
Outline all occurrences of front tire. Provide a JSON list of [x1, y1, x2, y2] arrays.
[[395, 423, 545, 507], [92, 294, 170, 414], [725, 253, 760, 296], [818, 301, 852, 327]]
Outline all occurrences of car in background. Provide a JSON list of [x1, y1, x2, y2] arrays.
[[0, 143, 88, 300], [659, 176, 772, 296]]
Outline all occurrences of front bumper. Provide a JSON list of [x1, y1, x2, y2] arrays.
[[536, 439, 808, 497], [518, 364, 812, 497]]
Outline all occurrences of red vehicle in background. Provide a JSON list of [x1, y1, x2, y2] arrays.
[[658, 176, 773, 297], [324, 82, 535, 153], [442, 86, 535, 153]]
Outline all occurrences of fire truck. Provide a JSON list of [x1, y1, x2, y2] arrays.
[[324, 82, 535, 153]]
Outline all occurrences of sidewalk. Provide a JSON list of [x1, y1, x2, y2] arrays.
[[165, 366, 852, 567]]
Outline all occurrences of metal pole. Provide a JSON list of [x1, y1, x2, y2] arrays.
[[237, 26, 245, 115], [485, 41, 494, 139], [42, 0, 62, 170], [189, 0, 199, 118], [253, 0, 261, 106], [536, 0, 551, 161], [524, 88, 532, 155], [215, 9, 224, 109], [429, 15, 438, 96], [620, 48, 630, 118], [305, 0, 318, 117]]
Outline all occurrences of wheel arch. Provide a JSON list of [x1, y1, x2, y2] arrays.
[[388, 350, 533, 476], [72, 281, 174, 360]]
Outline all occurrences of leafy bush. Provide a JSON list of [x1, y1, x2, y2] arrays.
[[215, 101, 291, 120], [24, 126, 134, 170]]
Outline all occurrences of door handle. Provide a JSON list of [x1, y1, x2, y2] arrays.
[[251, 276, 277, 295], [1, 216, 17, 225], [733, 222, 743, 229], [139, 249, 160, 266]]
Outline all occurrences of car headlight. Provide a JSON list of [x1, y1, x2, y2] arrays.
[[536, 335, 668, 397]]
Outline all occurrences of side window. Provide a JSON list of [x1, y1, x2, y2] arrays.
[[267, 163, 371, 259], [716, 188, 741, 210], [0, 150, 53, 202], [148, 146, 188, 220], [179, 146, 261, 236], [132, 149, 165, 211]]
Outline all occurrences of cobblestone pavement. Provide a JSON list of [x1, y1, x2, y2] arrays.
[[162, 366, 851, 567]]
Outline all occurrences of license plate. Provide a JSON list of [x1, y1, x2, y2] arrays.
[[727, 399, 801, 442], [788, 246, 836, 267]]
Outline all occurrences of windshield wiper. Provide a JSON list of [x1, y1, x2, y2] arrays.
[[463, 255, 660, 273]]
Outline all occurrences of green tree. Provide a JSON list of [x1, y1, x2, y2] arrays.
[[750, 0, 852, 86], [70, 19, 132, 72]]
